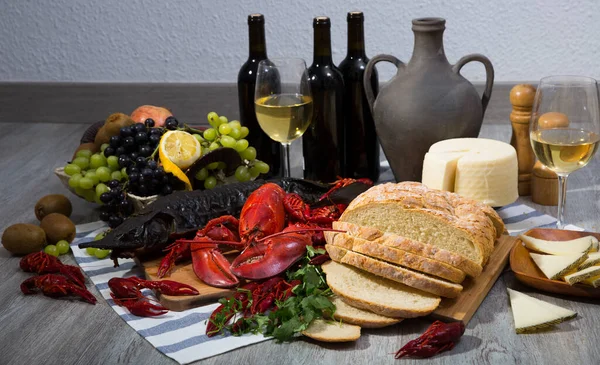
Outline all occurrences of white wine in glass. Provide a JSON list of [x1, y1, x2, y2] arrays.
[[529, 76, 600, 228], [255, 58, 313, 177]]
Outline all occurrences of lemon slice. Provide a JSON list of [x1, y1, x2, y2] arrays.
[[159, 131, 201, 191], [160, 130, 202, 169]]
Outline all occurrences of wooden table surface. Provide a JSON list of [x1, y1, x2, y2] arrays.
[[1, 84, 599, 365]]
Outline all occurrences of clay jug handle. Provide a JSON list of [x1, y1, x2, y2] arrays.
[[452, 54, 495, 115], [364, 54, 405, 114]]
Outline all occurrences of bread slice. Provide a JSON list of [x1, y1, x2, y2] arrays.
[[326, 245, 463, 298], [325, 230, 466, 283], [333, 221, 482, 277], [302, 319, 361, 342], [321, 260, 440, 318], [331, 296, 402, 328], [339, 182, 502, 266]]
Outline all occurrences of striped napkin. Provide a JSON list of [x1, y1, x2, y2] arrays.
[[71, 203, 582, 364]]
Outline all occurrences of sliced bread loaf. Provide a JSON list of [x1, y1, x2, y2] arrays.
[[339, 182, 503, 266], [333, 221, 483, 278], [325, 230, 466, 283], [321, 260, 440, 318], [331, 296, 403, 328], [327, 245, 463, 298], [302, 319, 361, 342]]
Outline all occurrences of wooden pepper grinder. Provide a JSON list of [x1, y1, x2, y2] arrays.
[[509, 84, 537, 196], [531, 112, 570, 205]]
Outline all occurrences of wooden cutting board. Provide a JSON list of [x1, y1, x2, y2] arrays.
[[140, 256, 234, 311], [141, 235, 516, 320], [430, 234, 516, 324]]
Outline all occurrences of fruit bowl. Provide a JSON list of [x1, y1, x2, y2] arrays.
[[54, 167, 159, 211]]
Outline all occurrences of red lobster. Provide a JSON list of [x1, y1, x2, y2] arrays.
[[157, 178, 372, 289], [206, 276, 301, 337], [108, 277, 199, 317], [20, 252, 85, 287], [21, 274, 96, 304]]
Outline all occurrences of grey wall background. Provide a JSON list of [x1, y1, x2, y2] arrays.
[[1, 0, 598, 83]]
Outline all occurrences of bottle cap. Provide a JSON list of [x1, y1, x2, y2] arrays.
[[248, 14, 264, 24], [314, 16, 331, 27], [347, 11, 364, 21]]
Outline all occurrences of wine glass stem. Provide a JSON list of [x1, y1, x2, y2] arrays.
[[556, 174, 569, 229], [281, 142, 291, 178]]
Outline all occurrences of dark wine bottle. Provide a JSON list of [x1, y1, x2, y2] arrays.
[[338, 11, 380, 181], [303, 16, 345, 182], [237, 14, 281, 177]]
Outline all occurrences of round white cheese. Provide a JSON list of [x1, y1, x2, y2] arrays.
[[422, 138, 518, 207]]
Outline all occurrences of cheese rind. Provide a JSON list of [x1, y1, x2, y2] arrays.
[[507, 288, 577, 334], [422, 138, 518, 207], [519, 235, 593, 255], [582, 274, 600, 288], [578, 252, 600, 270], [529, 252, 588, 280], [564, 266, 600, 285]]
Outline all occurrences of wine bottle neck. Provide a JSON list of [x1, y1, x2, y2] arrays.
[[346, 19, 366, 57], [248, 22, 267, 58], [313, 24, 333, 65]]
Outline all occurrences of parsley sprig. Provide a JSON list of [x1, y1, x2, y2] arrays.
[[208, 246, 335, 342]]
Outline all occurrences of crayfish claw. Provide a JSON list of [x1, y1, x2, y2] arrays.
[[152, 280, 200, 296]]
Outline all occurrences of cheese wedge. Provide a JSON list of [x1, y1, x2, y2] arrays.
[[591, 236, 599, 252], [519, 235, 593, 255], [507, 288, 577, 334], [578, 252, 600, 270], [530, 252, 588, 280], [564, 266, 600, 285], [583, 274, 600, 288]]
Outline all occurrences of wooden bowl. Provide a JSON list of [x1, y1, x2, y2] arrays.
[[510, 228, 600, 297]]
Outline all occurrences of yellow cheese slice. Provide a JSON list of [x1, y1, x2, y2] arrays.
[[564, 266, 600, 285], [519, 235, 593, 255], [578, 252, 600, 270], [422, 138, 518, 207], [529, 252, 588, 280], [507, 288, 577, 334]]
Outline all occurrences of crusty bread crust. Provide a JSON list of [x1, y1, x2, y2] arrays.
[[340, 182, 504, 265], [325, 230, 466, 283], [332, 221, 483, 278], [326, 245, 463, 298], [331, 296, 403, 328], [321, 261, 440, 318]]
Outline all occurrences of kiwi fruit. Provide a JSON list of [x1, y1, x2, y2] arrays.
[[72, 142, 99, 160], [35, 194, 73, 221], [40, 213, 76, 244], [2, 223, 46, 255], [94, 125, 112, 148], [104, 113, 134, 136]]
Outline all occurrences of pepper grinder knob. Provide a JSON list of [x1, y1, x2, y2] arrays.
[[509, 84, 537, 196]]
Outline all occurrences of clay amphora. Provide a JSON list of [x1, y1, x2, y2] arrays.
[[364, 17, 494, 182]]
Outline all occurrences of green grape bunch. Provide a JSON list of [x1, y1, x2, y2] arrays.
[[193, 112, 270, 189]]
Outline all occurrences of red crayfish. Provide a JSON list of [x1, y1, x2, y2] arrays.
[[395, 320, 466, 359], [108, 277, 199, 317], [21, 274, 97, 304], [157, 178, 370, 289], [20, 251, 86, 287], [206, 276, 301, 337]]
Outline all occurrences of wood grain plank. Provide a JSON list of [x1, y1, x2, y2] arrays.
[[140, 256, 233, 311], [431, 235, 516, 324]]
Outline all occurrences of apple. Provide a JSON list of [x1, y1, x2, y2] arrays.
[[130, 105, 173, 127]]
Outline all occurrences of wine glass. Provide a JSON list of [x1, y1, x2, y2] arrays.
[[255, 58, 313, 177], [530, 76, 600, 228]]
